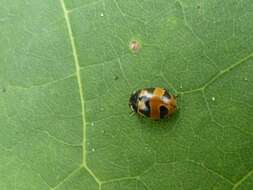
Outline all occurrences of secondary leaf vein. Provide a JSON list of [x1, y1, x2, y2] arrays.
[[180, 52, 253, 95], [232, 169, 253, 190], [52, 166, 82, 190]]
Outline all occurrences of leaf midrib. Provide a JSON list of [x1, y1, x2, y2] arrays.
[[59, 0, 101, 187]]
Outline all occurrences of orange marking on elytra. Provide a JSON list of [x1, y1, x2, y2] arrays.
[[149, 88, 166, 119]]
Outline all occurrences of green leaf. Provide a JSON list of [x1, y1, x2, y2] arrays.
[[0, 0, 252, 190]]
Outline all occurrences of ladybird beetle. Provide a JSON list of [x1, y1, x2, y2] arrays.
[[129, 87, 177, 120]]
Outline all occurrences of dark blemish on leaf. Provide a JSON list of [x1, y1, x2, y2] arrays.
[[114, 75, 119, 80], [129, 40, 141, 53], [197, 5, 201, 9], [2, 87, 6, 93]]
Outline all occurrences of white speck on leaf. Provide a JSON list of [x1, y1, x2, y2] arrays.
[[92, 148, 95, 152], [100, 13, 104, 17], [211, 97, 216, 101], [91, 122, 95, 126]]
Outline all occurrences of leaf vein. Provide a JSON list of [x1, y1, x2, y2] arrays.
[[59, 0, 101, 186], [232, 169, 253, 190], [52, 166, 82, 190], [101, 176, 137, 184], [59, 0, 87, 166], [203, 52, 253, 89], [187, 159, 234, 186], [180, 52, 253, 95], [32, 128, 82, 147], [7, 73, 76, 90]]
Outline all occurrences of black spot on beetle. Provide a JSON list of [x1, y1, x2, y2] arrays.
[[139, 98, 151, 117], [129, 91, 139, 112], [163, 89, 171, 98], [145, 100, 150, 112], [160, 106, 168, 119], [139, 106, 150, 117]]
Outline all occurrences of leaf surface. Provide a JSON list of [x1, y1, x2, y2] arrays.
[[0, 0, 253, 190]]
